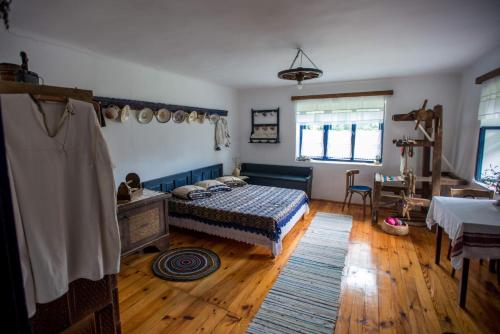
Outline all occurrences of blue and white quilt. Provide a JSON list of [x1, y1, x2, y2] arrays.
[[169, 184, 308, 241]]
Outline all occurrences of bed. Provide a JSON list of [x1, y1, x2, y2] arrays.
[[143, 164, 309, 256]]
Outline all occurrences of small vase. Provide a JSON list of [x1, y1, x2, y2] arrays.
[[233, 167, 241, 177]]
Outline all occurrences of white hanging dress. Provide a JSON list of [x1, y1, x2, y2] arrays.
[[0, 94, 120, 317]]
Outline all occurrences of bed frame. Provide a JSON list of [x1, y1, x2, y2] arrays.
[[142, 164, 309, 257], [143, 164, 224, 192]]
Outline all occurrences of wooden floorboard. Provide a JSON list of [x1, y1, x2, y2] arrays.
[[118, 200, 500, 333]]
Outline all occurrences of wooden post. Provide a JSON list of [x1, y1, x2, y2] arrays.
[[431, 105, 443, 196], [489, 260, 497, 273], [372, 173, 382, 224], [459, 258, 470, 308], [435, 225, 443, 265], [422, 118, 432, 198]]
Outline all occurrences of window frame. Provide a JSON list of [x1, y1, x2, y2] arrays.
[[475, 126, 500, 182], [298, 122, 384, 163]]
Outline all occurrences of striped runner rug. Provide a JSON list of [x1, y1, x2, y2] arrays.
[[247, 212, 352, 334]]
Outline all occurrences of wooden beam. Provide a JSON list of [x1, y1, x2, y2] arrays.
[[291, 90, 393, 101], [393, 139, 433, 147], [431, 105, 443, 196], [475, 67, 500, 84], [392, 109, 434, 122], [421, 118, 433, 198]]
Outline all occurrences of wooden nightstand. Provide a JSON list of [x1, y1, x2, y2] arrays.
[[117, 189, 170, 256]]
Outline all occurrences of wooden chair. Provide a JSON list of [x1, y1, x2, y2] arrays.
[[342, 169, 372, 216], [448, 187, 494, 277]]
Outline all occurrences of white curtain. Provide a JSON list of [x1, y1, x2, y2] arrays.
[[295, 96, 385, 124], [478, 76, 500, 123]]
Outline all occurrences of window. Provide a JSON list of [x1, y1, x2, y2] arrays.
[[296, 96, 385, 163], [475, 76, 500, 187], [475, 127, 500, 185]]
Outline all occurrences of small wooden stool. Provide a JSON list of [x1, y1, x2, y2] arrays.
[[342, 169, 372, 217]]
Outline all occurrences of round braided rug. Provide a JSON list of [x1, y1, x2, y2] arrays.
[[152, 247, 220, 281]]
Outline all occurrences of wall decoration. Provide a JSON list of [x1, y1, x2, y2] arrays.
[[137, 108, 154, 124], [120, 105, 130, 122], [249, 108, 279, 143], [94, 96, 228, 126], [187, 110, 198, 123], [155, 108, 171, 123], [104, 105, 120, 120], [104, 104, 131, 123], [197, 113, 205, 124], [94, 96, 227, 116], [173, 110, 186, 123], [94, 96, 227, 127]]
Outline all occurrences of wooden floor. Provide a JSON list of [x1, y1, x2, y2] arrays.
[[118, 200, 500, 333]]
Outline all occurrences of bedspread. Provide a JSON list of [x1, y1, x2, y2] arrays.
[[169, 185, 308, 241]]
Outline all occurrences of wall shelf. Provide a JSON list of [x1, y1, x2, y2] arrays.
[[248, 140, 281, 144], [249, 108, 279, 144]]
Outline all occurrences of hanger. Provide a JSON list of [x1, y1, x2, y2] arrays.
[[32, 94, 68, 103], [0, 81, 102, 126]]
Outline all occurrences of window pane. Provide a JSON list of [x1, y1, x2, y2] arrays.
[[300, 125, 324, 158], [478, 128, 500, 185], [354, 122, 382, 161], [326, 124, 352, 159]]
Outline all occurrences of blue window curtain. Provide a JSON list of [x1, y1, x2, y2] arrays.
[[350, 124, 356, 160], [323, 124, 331, 158], [299, 124, 307, 157]]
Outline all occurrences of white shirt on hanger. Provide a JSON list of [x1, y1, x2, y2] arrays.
[[0, 94, 120, 317]]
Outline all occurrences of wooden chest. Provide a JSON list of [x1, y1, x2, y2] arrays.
[[117, 189, 170, 256]]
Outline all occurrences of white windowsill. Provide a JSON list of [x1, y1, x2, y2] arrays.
[[297, 159, 383, 167], [472, 179, 495, 191]]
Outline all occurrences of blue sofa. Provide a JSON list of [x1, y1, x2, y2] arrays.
[[240, 163, 313, 198]]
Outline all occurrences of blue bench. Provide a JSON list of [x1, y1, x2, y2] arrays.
[[240, 163, 313, 198]]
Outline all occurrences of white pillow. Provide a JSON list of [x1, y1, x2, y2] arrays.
[[216, 176, 247, 187], [195, 179, 224, 188], [172, 185, 212, 200], [195, 179, 232, 192]]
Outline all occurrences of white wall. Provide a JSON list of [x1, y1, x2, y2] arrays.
[[3, 28, 490, 202], [452, 46, 500, 181], [0, 30, 239, 184], [237, 73, 461, 202]]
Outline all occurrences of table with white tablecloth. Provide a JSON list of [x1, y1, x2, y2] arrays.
[[426, 196, 500, 307]]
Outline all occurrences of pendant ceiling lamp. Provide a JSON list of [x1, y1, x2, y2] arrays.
[[277, 48, 323, 90]]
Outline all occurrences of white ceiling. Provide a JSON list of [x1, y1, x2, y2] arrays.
[[7, 0, 500, 88]]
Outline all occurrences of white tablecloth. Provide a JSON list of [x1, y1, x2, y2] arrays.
[[426, 196, 500, 269]]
